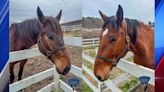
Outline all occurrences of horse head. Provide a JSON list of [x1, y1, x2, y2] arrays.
[[94, 5, 129, 81], [37, 7, 71, 75]]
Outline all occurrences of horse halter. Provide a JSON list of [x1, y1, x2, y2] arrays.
[[96, 20, 131, 66], [38, 33, 65, 59]]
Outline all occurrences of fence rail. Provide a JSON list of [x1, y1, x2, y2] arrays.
[[82, 38, 99, 47], [62, 24, 82, 32], [117, 59, 154, 85], [10, 68, 54, 91]]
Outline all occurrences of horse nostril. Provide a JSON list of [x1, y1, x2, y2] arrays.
[[63, 67, 70, 74], [96, 75, 102, 81]]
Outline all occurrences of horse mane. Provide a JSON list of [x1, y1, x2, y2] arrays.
[[11, 19, 42, 43], [125, 18, 139, 44]]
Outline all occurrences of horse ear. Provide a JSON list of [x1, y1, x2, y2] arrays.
[[56, 10, 62, 21], [99, 10, 109, 22], [37, 6, 46, 24], [116, 5, 123, 25]]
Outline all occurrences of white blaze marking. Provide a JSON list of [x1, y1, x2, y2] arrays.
[[102, 29, 108, 36]]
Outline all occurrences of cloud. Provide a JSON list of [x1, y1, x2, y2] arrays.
[[10, 0, 81, 23], [10, 0, 154, 23], [82, 0, 154, 23]]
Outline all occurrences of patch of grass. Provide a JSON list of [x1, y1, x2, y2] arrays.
[[64, 29, 82, 37], [126, 57, 133, 62], [83, 71, 98, 88], [82, 59, 93, 70], [109, 67, 125, 80], [83, 45, 98, 50], [51, 88, 64, 92], [83, 46, 97, 57], [83, 49, 96, 58], [82, 81, 93, 92], [118, 77, 138, 92]]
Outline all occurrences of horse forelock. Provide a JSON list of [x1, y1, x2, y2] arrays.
[[44, 17, 62, 34], [102, 16, 118, 31]]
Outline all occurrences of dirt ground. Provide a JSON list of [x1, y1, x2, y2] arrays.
[[12, 46, 82, 92], [82, 30, 100, 39], [64, 30, 82, 37]]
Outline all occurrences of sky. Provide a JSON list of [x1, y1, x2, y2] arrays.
[[82, 0, 154, 23], [10, 0, 81, 23], [10, 0, 154, 23]]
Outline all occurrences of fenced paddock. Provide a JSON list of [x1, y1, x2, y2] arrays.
[[83, 28, 101, 32], [62, 24, 82, 32], [9, 37, 82, 92], [82, 38, 154, 92], [82, 38, 99, 47]]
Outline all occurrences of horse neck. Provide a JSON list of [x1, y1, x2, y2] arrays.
[[12, 19, 42, 49], [127, 21, 154, 69]]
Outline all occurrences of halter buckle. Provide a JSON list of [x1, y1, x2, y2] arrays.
[[126, 36, 131, 50], [46, 51, 52, 57], [112, 59, 117, 66], [126, 36, 130, 42]]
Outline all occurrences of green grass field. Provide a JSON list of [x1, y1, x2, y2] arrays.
[[82, 81, 93, 92], [118, 77, 138, 92], [126, 57, 133, 62]]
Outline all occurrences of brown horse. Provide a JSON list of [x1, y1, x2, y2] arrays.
[[94, 5, 154, 81], [10, 7, 71, 83]]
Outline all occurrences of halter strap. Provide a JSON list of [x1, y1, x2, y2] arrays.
[[96, 45, 128, 66], [38, 34, 65, 58], [96, 20, 130, 66]]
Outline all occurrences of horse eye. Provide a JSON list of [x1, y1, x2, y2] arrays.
[[110, 37, 117, 42], [48, 35, 54, 40]]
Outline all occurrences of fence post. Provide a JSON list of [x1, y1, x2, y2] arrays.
[[92, 39, 94, 46], [95, 47, 98, 54], [93, 39, 96, 45], [97, 82, 102, 92], [54, 66, 60, 92]]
